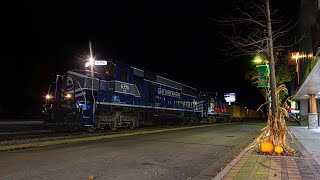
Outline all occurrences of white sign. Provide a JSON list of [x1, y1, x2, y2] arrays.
[[95, 60, 108, 66], [224, 93, 236, 103], [291, 110, 299, 114]]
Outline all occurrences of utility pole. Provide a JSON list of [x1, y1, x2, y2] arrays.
[[266, 0, 277, 117]]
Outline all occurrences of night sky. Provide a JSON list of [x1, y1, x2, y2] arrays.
[[1, 0, 300, 115]]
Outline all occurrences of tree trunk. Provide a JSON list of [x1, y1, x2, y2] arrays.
[[266, 0, 277, 117]]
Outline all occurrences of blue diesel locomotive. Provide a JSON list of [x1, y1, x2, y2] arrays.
[[42, 59, 263, 131], [42, 60, 201, 131]]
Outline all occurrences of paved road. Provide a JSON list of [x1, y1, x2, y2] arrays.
[[0, 122, 264, 180]]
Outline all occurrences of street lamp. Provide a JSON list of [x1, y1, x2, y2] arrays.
[[89, 57, 95, 66], [252, 55, 271, 110], [290, 52, 314, 85], [88, 42, 96, 115], [252, 55, 263, 64], [252, 55, 269, 88], [291, 52, 302, 85], [86, 42, 108, 120]]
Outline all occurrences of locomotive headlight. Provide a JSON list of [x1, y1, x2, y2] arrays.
[[66, 94, 72, 99], [46, 94, 52, 100]]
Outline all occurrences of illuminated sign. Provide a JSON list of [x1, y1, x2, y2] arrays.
[[95, 60, 108, 66], [85, 60, 108, 67], [224, 93, 236, 103], [158, 88, 180, 98], [290, 101, 296, 110]]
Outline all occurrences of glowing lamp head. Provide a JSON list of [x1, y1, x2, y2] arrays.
[[89, 57, 95, 65], [46, 94, 51, 100], [252, 55, 263, 64]]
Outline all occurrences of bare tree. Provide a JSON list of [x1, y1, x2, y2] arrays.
[[212, 0, 303, 153], [212, 0, 301, 59]]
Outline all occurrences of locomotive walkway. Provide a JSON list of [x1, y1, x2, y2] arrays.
[[214, 126, 320, 180]]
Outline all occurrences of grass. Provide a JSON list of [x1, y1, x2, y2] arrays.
[[286, 121, 301, 126]]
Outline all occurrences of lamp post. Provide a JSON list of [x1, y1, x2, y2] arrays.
[[86, 42, 108, 125], [253, 55, 271, 110], [88, 42, 95, 115], [290, 52, 313, 85], [291, 52, 301, 85], [252, 55, 269, 88]]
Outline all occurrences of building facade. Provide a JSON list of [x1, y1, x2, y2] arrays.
[[292, 0, 320, 128]]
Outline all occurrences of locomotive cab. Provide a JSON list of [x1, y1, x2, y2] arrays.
[[42, 74, 86, 130]]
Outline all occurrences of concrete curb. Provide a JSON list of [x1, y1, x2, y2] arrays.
[[212, 132, 259, 180], [0, 123, 233, 152]]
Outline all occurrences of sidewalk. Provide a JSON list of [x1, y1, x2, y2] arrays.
[[214, 126, 320, 180]]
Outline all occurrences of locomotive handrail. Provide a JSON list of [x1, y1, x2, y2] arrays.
[[76, 81, 87, 110]]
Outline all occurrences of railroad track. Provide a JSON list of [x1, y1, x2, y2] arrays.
[[0, 124, 195, 142]]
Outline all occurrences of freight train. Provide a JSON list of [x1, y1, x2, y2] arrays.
[[42, 60, 263, 131], [198, 92, 264, 123]]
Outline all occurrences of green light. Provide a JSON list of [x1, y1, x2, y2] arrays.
[[252, 55, 263, 64]]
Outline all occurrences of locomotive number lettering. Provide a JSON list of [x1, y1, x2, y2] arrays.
[[121, 83, 130, 91]]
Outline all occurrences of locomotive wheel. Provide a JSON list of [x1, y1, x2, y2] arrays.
[[129, 116, 140, 129], [109, 123, 118, 131], [129, 119, 135, 129], [86, 126, 97, 132], [85, 115, 102, 132], [68, 113, 83, 132], [108, 112, 121, 130], [194, 118, 199, 125], [180, 119, 186, 125], [129, 123, 135, 129], [67, 124, 77, 132]]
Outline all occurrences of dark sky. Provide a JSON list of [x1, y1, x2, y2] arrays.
[[1, 0, 300, 114]]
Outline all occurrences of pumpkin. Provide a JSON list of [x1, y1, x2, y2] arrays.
[[274, 146, 284, 154], [260, 141, 274, 153]]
